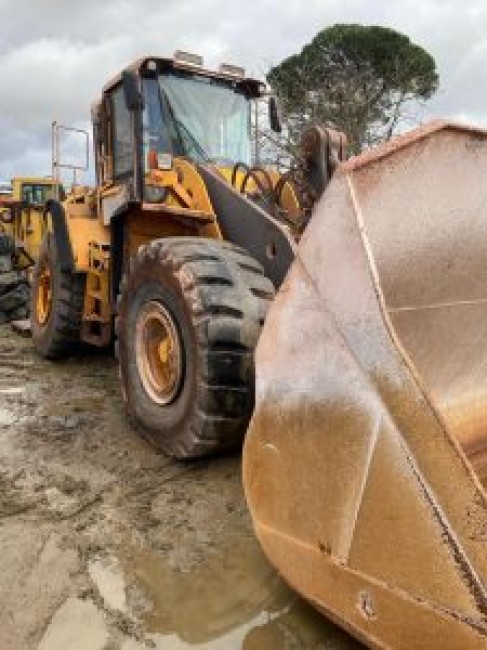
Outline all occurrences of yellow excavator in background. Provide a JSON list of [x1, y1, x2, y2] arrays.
[[26, 49, 487, 647]]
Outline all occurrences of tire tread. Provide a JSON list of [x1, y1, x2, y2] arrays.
[[117, 237, 275, 458]]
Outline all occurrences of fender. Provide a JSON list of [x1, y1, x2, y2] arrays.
[[110, 204, 128, 306], [45, 199, 75, 272]]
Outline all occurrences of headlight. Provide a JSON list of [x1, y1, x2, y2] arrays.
[[144, 184, 167, 204]]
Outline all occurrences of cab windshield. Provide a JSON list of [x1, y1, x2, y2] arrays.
[[142, 73, 251, 167]]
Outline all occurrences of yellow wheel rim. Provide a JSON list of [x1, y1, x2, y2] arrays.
[[135, 301, 183, 405], [36, 264, 52, 325]]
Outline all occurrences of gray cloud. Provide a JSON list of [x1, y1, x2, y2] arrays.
[[0, 0, 486, 180]]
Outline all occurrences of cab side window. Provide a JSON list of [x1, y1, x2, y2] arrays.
[[111, 85, 133, 177]]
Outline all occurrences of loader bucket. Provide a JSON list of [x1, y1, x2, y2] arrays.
[[243, 122, 487, 648]]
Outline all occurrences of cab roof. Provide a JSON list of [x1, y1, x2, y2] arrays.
[[102, 55, 267, 99]]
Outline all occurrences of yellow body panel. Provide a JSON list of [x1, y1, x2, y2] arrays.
[[144, 157, 221, 239], [127, 209, 203, 257], [61, 158, 225, 340], [67, 214, 110, 272]]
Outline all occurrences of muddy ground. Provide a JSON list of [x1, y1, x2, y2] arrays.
[[0, 324, 362, 650]]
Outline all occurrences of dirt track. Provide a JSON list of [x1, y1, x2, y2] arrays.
[[0, 324, 361, 649]]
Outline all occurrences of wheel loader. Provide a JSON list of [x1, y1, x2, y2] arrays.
[[29, 50, 487, 647], [0, 176, 63, 262], [30, 51, 344, 459], [0, 177, 59, 321]]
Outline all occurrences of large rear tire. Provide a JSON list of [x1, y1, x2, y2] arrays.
[[116, 237, 274, 459], [31, 233, 86, 359]]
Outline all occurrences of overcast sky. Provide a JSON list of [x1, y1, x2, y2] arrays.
[[0, 0, 486, 181]]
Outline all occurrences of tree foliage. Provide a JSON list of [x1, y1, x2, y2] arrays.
[[267, 24, 439, 155]]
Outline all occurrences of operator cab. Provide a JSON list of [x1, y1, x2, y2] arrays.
[[92, 52, 272, 203]]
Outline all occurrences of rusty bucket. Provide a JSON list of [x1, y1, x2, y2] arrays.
[[244, 122, 487, 648]]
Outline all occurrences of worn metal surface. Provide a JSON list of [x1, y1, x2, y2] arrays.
[[244, 122, 487, 647]]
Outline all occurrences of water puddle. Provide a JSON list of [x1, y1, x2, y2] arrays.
[[121, 535, 362, 649]]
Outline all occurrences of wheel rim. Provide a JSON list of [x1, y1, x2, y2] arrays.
[[135, 300, 183, 405], [36, 263, 52, 325]]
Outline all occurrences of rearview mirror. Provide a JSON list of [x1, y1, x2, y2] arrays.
[[269, 96, 282, 133], [122, 69, 143, 111]]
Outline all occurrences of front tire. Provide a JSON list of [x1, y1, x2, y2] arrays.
[[31, 233, 86, 359], [116, 237, 274, 459]]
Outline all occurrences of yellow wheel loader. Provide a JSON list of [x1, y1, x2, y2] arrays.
[[0, 177, 63, 262], [30, 52, 344, 459], [31, 50, 487, 646], [0, 178, 61, 322]]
